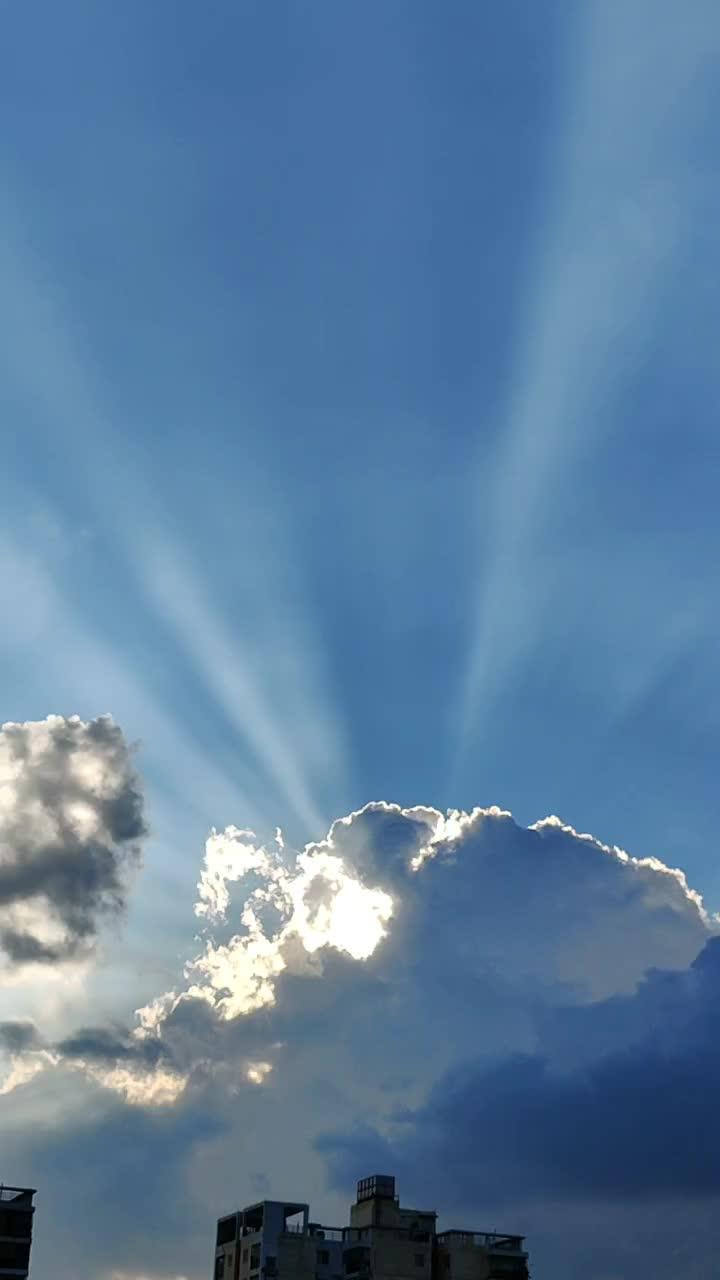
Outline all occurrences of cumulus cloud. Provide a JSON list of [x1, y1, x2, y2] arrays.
[[319, 935, 720, 1280], [160, 820, 394, 1024], [321, 936, 720, 1199], [3, 799, 718, 1280], [0, 715, 146, 966], [4, 800, 713, 1117]]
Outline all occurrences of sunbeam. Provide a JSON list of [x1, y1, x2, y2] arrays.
[[456, 0, 717, 758]]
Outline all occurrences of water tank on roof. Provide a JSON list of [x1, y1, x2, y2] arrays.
[[356, 1176, 396, 1203]]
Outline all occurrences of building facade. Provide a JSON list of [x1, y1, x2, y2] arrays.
[[0, 1186, 36, 1279], [214, 1177, 528, 1280]]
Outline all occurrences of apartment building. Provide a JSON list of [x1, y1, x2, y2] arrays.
[[214, 1176, 528, 1280], [0, 1186, 36, 1279]]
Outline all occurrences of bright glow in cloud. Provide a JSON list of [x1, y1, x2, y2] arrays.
[[0, 1049, 58, 1096], [77, 1061, 188, 1107], [176, 823, 394, 1021], [411, 805, 512, 870], [195, 826, 280, 922], [245, 1060, 273, 1085]]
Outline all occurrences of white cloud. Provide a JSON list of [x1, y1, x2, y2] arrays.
[[245, 1060, 273, 1085], [0, 1049, 58, 1096], [77, 1061, 188, 1107], [161, 822, 394, 1023]]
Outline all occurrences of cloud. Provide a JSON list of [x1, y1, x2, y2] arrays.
[[0, 1020, 41, 1052], [166, 819, 393, 1023], [2, 797, 718, 1280], [0, 715, 146, 967], [319, 935, 720, 1280], [4, 800, 711, 1114]]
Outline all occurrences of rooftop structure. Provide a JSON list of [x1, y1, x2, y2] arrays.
[[214, 1178, 528, 1280], [0, 1187, 36, 1279]]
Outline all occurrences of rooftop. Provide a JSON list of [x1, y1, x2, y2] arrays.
[[0, 1188, 35, 1206]]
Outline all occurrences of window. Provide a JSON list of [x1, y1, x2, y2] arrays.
[[0, 1210, 32, 1239], [0, 1242, 32, 1271], [415, 1256, 425, 1268], [318, 1250, 330, 1265], [250, 1243, 261, 1271], [215, 1259, 225, 1280], [243, 1250, 249, 1263], [217, 1217, 238, 1247]]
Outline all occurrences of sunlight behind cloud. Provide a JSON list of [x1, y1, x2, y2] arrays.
[[245, 1060, 273, 1085], [78, 1061, 188, 1107], [180, 824, 394, 1020], [0, 1050, 58, 1096]]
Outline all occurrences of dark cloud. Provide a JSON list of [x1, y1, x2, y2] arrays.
[[7, 1085, 226, 1280], [0, 715, 146, 966], [0, 1021, 41, 1052], [0, 928, 64, 963], [319, 937, 720, 1205], [56, 1025, 169, 1069], [307, 805, 711, 1001]]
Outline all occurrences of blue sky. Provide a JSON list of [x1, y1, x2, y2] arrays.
[[2, 3, 720, 1279]]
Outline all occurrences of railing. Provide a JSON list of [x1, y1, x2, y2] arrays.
[[343, 1227, 428, 1244], [437, 1232, 525, 1253], [0, 1188, 34, 1205]]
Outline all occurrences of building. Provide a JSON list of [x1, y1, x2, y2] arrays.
[[214, 1177, 528, 1280], [0, 1186, 36, 1278]]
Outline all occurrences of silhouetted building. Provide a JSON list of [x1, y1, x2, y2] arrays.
[[0, 1186, 36, 1278], [214, 1177, 528, 1280]]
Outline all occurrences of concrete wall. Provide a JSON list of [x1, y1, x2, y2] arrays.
[[277, 1232, 315, 1280], [371, 1231, 433, 1280], [436, 1242, 492, 1280]]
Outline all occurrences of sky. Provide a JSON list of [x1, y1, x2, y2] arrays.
[[1, 2, 720, 1278]]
